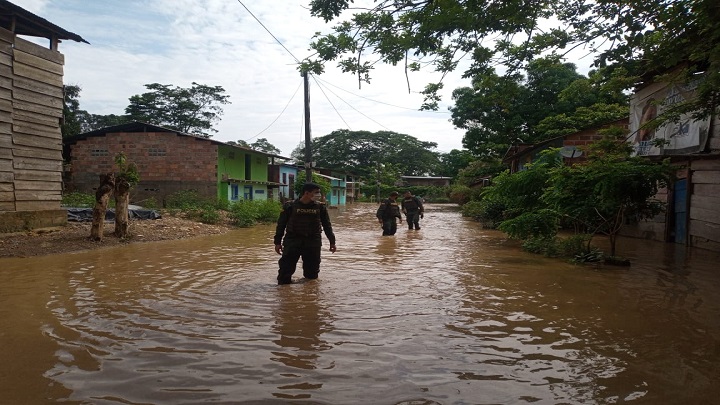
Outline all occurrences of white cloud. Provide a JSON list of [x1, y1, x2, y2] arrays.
[[13, 0, 470, 156]]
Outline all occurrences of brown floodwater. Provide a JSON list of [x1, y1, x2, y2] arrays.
[[1, 203, 719, 404]]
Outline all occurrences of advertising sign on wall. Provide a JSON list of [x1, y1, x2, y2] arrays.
[[629, 77, 711, 156]]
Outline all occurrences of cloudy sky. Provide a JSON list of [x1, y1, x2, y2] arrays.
[[12, 0, 480, 157]]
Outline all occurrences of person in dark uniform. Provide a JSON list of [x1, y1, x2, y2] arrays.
[[376, 191, 402, 236], [401, 191, 424, 230], [274, 183, 337, 285]]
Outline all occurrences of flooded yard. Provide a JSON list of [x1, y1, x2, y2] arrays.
[[1, 203, 719, 404]]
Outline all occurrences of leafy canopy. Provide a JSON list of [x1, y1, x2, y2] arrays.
[[125, 82, 230, 138], [304, 0, 719, 119], [290, 129, 442, 178]]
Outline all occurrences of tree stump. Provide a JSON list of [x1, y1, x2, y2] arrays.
[[90, 173, 115, 241], [114, 177, 131, 238]]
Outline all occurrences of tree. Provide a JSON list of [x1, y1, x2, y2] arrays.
[[62, 84, 87, 138], [542, 133, 674, 258], [451, 57, 626, 157], [125, 82, 230, 138], [81, 113, 130, 132], [437, 149, 476, 179], [290, 129, 442, 178], [226, 140, 251, 148], [250, 138, 281, 155], [304, 0, 718, 120]]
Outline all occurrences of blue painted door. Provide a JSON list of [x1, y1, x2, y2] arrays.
[[673, 179, 687, 244], [244, 185, 253, 201]]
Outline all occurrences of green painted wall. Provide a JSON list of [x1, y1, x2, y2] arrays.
[[216, 145, 270, 202]]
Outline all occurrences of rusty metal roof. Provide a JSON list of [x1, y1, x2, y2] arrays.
[[0, 0, 89, 44]]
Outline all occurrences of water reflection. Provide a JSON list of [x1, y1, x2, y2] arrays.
[[1, 204, 720, 404], [271, 280, 334, 399]]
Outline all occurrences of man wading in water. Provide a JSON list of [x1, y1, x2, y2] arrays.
[[274, 183, 337, 285]]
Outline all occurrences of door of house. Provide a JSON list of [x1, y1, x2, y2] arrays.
[[244, 185, 253, 201], [673, 178, 687, 244]]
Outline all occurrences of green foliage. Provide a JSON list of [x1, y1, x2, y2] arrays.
[[293, 173, 332, 197], [138, 197, 159, 209], [447, 185, 472, 205], [305, 0, 719, 121], [165, 190, 213, 210], [498, 209, 560, 240], [61, 192, 95, 207], [125, 82, 230, 138], [463, 198, 507, 229], [114, 152, 140, 186], [542, 135, 674, 256], [437, 149, 475, 178], [228, 200, 282, 228], [229, 201, 258, 227], [61, 85, 84, 138], [291, 129, 442, 178], [455, 159, 507, 187], [255, 200, 283, 223]]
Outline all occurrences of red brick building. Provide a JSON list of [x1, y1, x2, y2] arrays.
[[65, 122, 282, 206]]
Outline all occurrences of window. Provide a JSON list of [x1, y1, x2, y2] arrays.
[[231, 184, 239, 201], [282, 173, 287, 184], [148, 147, 166, 156], [91, 149, 109, 156]]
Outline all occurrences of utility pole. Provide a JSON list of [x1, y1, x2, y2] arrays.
[[303, 71, 312, 183]]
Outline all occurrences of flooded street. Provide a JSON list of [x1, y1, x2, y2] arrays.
[[1, 203, 720, 404]]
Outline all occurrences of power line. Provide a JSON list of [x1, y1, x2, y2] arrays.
[[243, 81, 303, 142], [312, 75, 391, 131], [235, 0, 300, 64], [314, 76, 451, 114]]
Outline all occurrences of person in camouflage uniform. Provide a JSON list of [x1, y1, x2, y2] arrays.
[[274, 183, 337, 285], [376, 191, 402, 236], [401, 191, 424, 230]]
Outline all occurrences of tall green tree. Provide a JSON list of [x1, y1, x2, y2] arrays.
[[291, 129, 441, 178], [304, 0, 718, 119], [437, 149, 476, 179], [249, 138, 281, 155], [452, 57, 626, 157], [62, 84, 87, 138], [125, 82, 230, 138]]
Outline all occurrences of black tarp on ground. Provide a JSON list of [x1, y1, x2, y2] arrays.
[[66, 207, 162, 222]]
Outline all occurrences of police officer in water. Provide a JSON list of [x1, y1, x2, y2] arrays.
[[274, 182, 337, 285]]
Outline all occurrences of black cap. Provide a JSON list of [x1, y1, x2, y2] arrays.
[[302, 182, 320, 193]]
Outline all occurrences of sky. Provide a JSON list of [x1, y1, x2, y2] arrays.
[[12, 0, 477, 158]]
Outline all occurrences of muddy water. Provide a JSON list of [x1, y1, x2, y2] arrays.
[[1, 204, 720, 404]]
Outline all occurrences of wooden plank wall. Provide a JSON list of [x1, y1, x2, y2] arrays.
[[689, 159, 720, 250], [0, 27, 64, 213]]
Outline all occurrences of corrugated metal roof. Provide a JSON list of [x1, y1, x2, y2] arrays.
[[0, 0, 89, 44]]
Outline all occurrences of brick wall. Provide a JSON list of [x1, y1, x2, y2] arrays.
[[68, 132, 219, 206]]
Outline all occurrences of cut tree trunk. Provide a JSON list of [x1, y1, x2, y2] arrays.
[[90, 173, 115, 241], [114, 177, 130, 238]]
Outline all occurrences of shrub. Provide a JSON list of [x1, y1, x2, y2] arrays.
[[61, 192, 95, 207], [165, 190, 211, 210], [255, 200, 282, 223], [229, 200, 260, 227]]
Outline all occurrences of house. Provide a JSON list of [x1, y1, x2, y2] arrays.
[[315, 170, 347, 206], [503, 118, 629, 173], [64, 122, 286, 206], [401, 176, 452, 187], [623, 73, 720, 251], [0, 0, 88, 232], [268, 162, 300, 202]]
